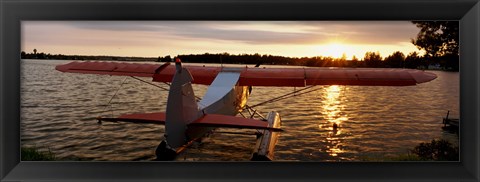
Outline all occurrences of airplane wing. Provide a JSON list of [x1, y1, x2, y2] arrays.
[[238, 67, 437, 86], [98, 112, 166, 124], [55, 61, 168, 77], [56, 61, 437, 86]]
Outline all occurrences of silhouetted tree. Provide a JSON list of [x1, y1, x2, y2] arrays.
[[339, 53, 347, 61], [411, 21, 458, 57], [350, 55, 359, 67], [364, 51, 382, 68], [411, 21, 459, 70], [384, 51, 405, 68], [158, 55, 172, 62], [442, 53, 459, 71], [37, 52, 46, 59], [352, 55, 358, 61], [404, 52, 422, 69]]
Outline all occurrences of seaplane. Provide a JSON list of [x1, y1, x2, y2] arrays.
[[55, 58, 437, 161]]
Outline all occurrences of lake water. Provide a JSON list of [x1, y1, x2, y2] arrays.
[[20, 59, 459, 161]]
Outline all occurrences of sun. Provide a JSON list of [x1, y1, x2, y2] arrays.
[[323, 43, 348, 59]]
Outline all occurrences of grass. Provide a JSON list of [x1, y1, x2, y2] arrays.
[[21, 146, 92, 161], [21, 146, 56, 161], [411, 139, 459, 161]]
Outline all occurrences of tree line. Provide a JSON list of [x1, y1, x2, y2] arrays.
[[21, 51, 157, 62], [159, 51, 456, 70], [21, 49, 458, 71]]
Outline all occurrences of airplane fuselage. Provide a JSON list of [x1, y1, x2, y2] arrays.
[[185, 85, 250, 143], [157, 67, 253, 160]]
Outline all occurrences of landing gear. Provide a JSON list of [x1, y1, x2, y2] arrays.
[[251, 152, 273, 161], [251, 111, 282, 161], [155, 140, 177, 161]]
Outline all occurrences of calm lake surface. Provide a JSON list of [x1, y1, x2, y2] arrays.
[[20, 59, 459, 161]]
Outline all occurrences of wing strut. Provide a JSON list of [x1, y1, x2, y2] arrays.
[[129, 76, 170, 92], [248, 85, 323, 108], [98, 76, 129, 122], [129, 76, 202, 101]]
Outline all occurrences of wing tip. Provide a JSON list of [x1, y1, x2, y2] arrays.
[[412, 70, 438, 84]]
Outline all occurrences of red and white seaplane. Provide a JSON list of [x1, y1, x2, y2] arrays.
[[56, 58, 437, 161]]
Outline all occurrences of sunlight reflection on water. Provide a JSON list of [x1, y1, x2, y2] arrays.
[[321, 85, 349, 157]]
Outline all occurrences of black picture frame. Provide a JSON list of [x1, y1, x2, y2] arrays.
[[1, 0, 478, 181]]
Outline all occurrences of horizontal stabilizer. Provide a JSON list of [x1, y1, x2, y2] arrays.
[[98, 112, 166, 124], [189, 114, 283, 132]]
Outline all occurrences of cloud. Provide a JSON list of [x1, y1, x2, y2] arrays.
[[161, 21, 419, 45], [22, 21, 424, 57], [54, 21, 420, 45]]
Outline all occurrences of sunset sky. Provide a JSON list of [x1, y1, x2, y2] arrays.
[[22, 21, 424, 59]]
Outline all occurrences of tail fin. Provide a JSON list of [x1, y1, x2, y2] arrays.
[[164, 58, 200, 148]]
